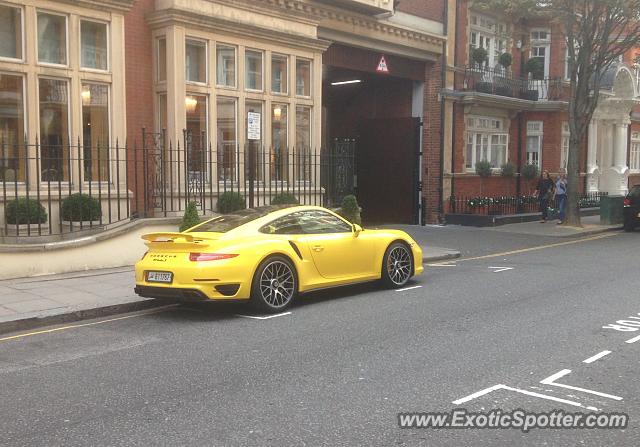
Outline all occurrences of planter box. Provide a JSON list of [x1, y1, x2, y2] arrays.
[[476, 81, 493, 94], [3, 223, 49, 236], [521, 90, 539, 101]]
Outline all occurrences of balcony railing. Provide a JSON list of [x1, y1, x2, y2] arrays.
[[460, 66, 565, 101]]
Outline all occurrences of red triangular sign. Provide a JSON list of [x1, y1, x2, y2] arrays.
[[376, 55, 389, 73]]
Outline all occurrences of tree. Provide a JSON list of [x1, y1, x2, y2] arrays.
[[472, 0, 640, 226]]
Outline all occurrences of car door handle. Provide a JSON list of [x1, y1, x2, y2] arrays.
[[312, 245, 324, 252]]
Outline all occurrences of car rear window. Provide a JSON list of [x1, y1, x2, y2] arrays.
[[630, 186, 640, 198], [188, 205, 297, 233]]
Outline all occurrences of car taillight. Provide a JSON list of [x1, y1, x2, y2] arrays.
[[624, 198, 632, 207], [189, 253, 239, 262]]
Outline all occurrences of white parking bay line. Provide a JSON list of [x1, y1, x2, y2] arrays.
[[489, 266, 514, 273], [540, 369, 622, 401], [625, 334, 640, 344], [426, 263, 457, 267], [583, 350, 612, 364], [396, 285, 423, 292], [235, 312, 292, 320]]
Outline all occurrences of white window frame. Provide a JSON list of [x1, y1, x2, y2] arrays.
[[630, 131, 640, 173], [530, 28, 551, 79], [0, 3, 25, 63], [36, 10, 69, 68], [245, 48, 264, 92], [216, 43, 237, 89], [271, 53, 289, 96], [0, 71, 27, 183], [465, 116, 509, 170], [156, 36, 166, 83], [79, 19, 110, 72], [295, 57, 312, 98], [469, 13, 509, 69], [37, 76, 72, 183], [185, 37, 208, 85], [561, 122, 570, 170], [526, 121, 544, 167], [216, 95, 238, 183], [80, 81, 112, 183]]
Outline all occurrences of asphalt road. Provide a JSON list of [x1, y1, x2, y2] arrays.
[[1, 227, 639, 446]]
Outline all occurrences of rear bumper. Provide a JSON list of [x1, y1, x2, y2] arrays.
[[134, 285, 210, 301], [623, 207, 640, 223]]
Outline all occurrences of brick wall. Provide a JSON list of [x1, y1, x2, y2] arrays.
[[423, 58, 444, 223], [397, 0, 445, 22]]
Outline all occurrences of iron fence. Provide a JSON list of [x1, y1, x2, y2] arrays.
[[461, 66, 565, 101], [0, 131, 355, 239], [448, 192, 608, 216]]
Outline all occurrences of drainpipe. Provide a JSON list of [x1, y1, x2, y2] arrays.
[[438, 0, 449, 222], [450, 0, 459, 201]]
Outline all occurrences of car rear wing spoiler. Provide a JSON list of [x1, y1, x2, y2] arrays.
[[141, 232, 220, 243]]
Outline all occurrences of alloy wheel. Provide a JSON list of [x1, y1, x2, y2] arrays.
[[259, 260, 295, 308], [386, 246, 412, 285]]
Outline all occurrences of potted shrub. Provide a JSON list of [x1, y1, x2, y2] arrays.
[[271, 193, 299, 205], [523, 58, 544, 100], [521, 163, 540, 195], [471, 47, 488, 69], [180, 202, 200, 232], [61, 193, 102, 229], [5, 198, 47, 235], [337, 195, 362, 225], [495, 53, 513, 97], [475, 160, 493, 196], [500, 162, 516, 177], [471, 47, 492, 93], [217, 192, 246, 214]]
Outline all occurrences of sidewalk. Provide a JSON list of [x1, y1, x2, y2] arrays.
[[480, 214, 622, 238], [0, 246, 458, 335]]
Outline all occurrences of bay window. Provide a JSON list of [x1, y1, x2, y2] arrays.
[[0, 5, 22, 60], [37, 12, 67, 65], [82, 83, 110, 182], [81, 21, 108, 70], [157, 37, 166, 82], [186, 39, 207, 83], [465, 116, 509, 170], [39, 78, 70, 182], [0, 74, 25, 182]]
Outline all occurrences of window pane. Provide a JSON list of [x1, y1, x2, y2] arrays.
[[217, 97, 237, 182], [39, 78, 69, 181], [296, 59, 311, 96], [186, 39, 206, 83], [299, 211, 351, 234], [157, 38, 166, 82], [81, 21, 107, 70], [186, 95, 207, 176], [245, 100, 263, 181], [82, 84, 110, 182], [245, 50, 263, 91], [158, 94, 167, 132], [0, 6, 21, 60], [271, 104, 287, 181], [0, 75, 25, 182], [296, 106, 311, 181], [38, 13, 66, 65], [272, 54, 288, 94], [216, 44, 236, 87]]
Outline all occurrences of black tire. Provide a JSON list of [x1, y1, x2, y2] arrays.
[[250, 255, 298, 312], [381, 242, 413, 288]]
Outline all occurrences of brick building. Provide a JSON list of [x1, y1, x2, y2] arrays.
[[442, 1, 640, 214], [0, 0, 453, 232]]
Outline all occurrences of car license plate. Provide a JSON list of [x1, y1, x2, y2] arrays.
[[146, 271, 173, 283]]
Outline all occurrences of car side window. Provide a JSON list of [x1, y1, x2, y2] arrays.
[[297, 211, 352, 234], [260, 213, 306, 235]]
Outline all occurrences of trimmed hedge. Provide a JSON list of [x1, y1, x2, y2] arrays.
[[60, 193, 102, 222], [6, 198, 47, 225], [271, 193, 299, 205], [217, 192, 246, 214], [180, 202, 200, 232], [338, 195, 361, 225]]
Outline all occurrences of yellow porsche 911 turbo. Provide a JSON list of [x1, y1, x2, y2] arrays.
[[134, 205, 423, 312]]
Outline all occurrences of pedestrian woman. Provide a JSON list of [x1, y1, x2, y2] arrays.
[[555, 169, 568, 224], [535, 170, 555, 223]]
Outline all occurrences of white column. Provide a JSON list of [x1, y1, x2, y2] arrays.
[[587, 120, 598, 172], [614, 122, 629, 169]]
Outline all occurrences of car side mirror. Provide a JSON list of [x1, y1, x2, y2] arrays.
[[352, 224, 363, 237]]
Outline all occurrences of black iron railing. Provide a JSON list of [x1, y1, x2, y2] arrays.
[[0, 131, 355, 239], [448, 192, 608, 216], [461, 66, 564, 101]]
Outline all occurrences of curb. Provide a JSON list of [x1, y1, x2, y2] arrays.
[[0, 299, 165, 337], [550, 225, 623, 239], [423, 251, 461, 263]]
